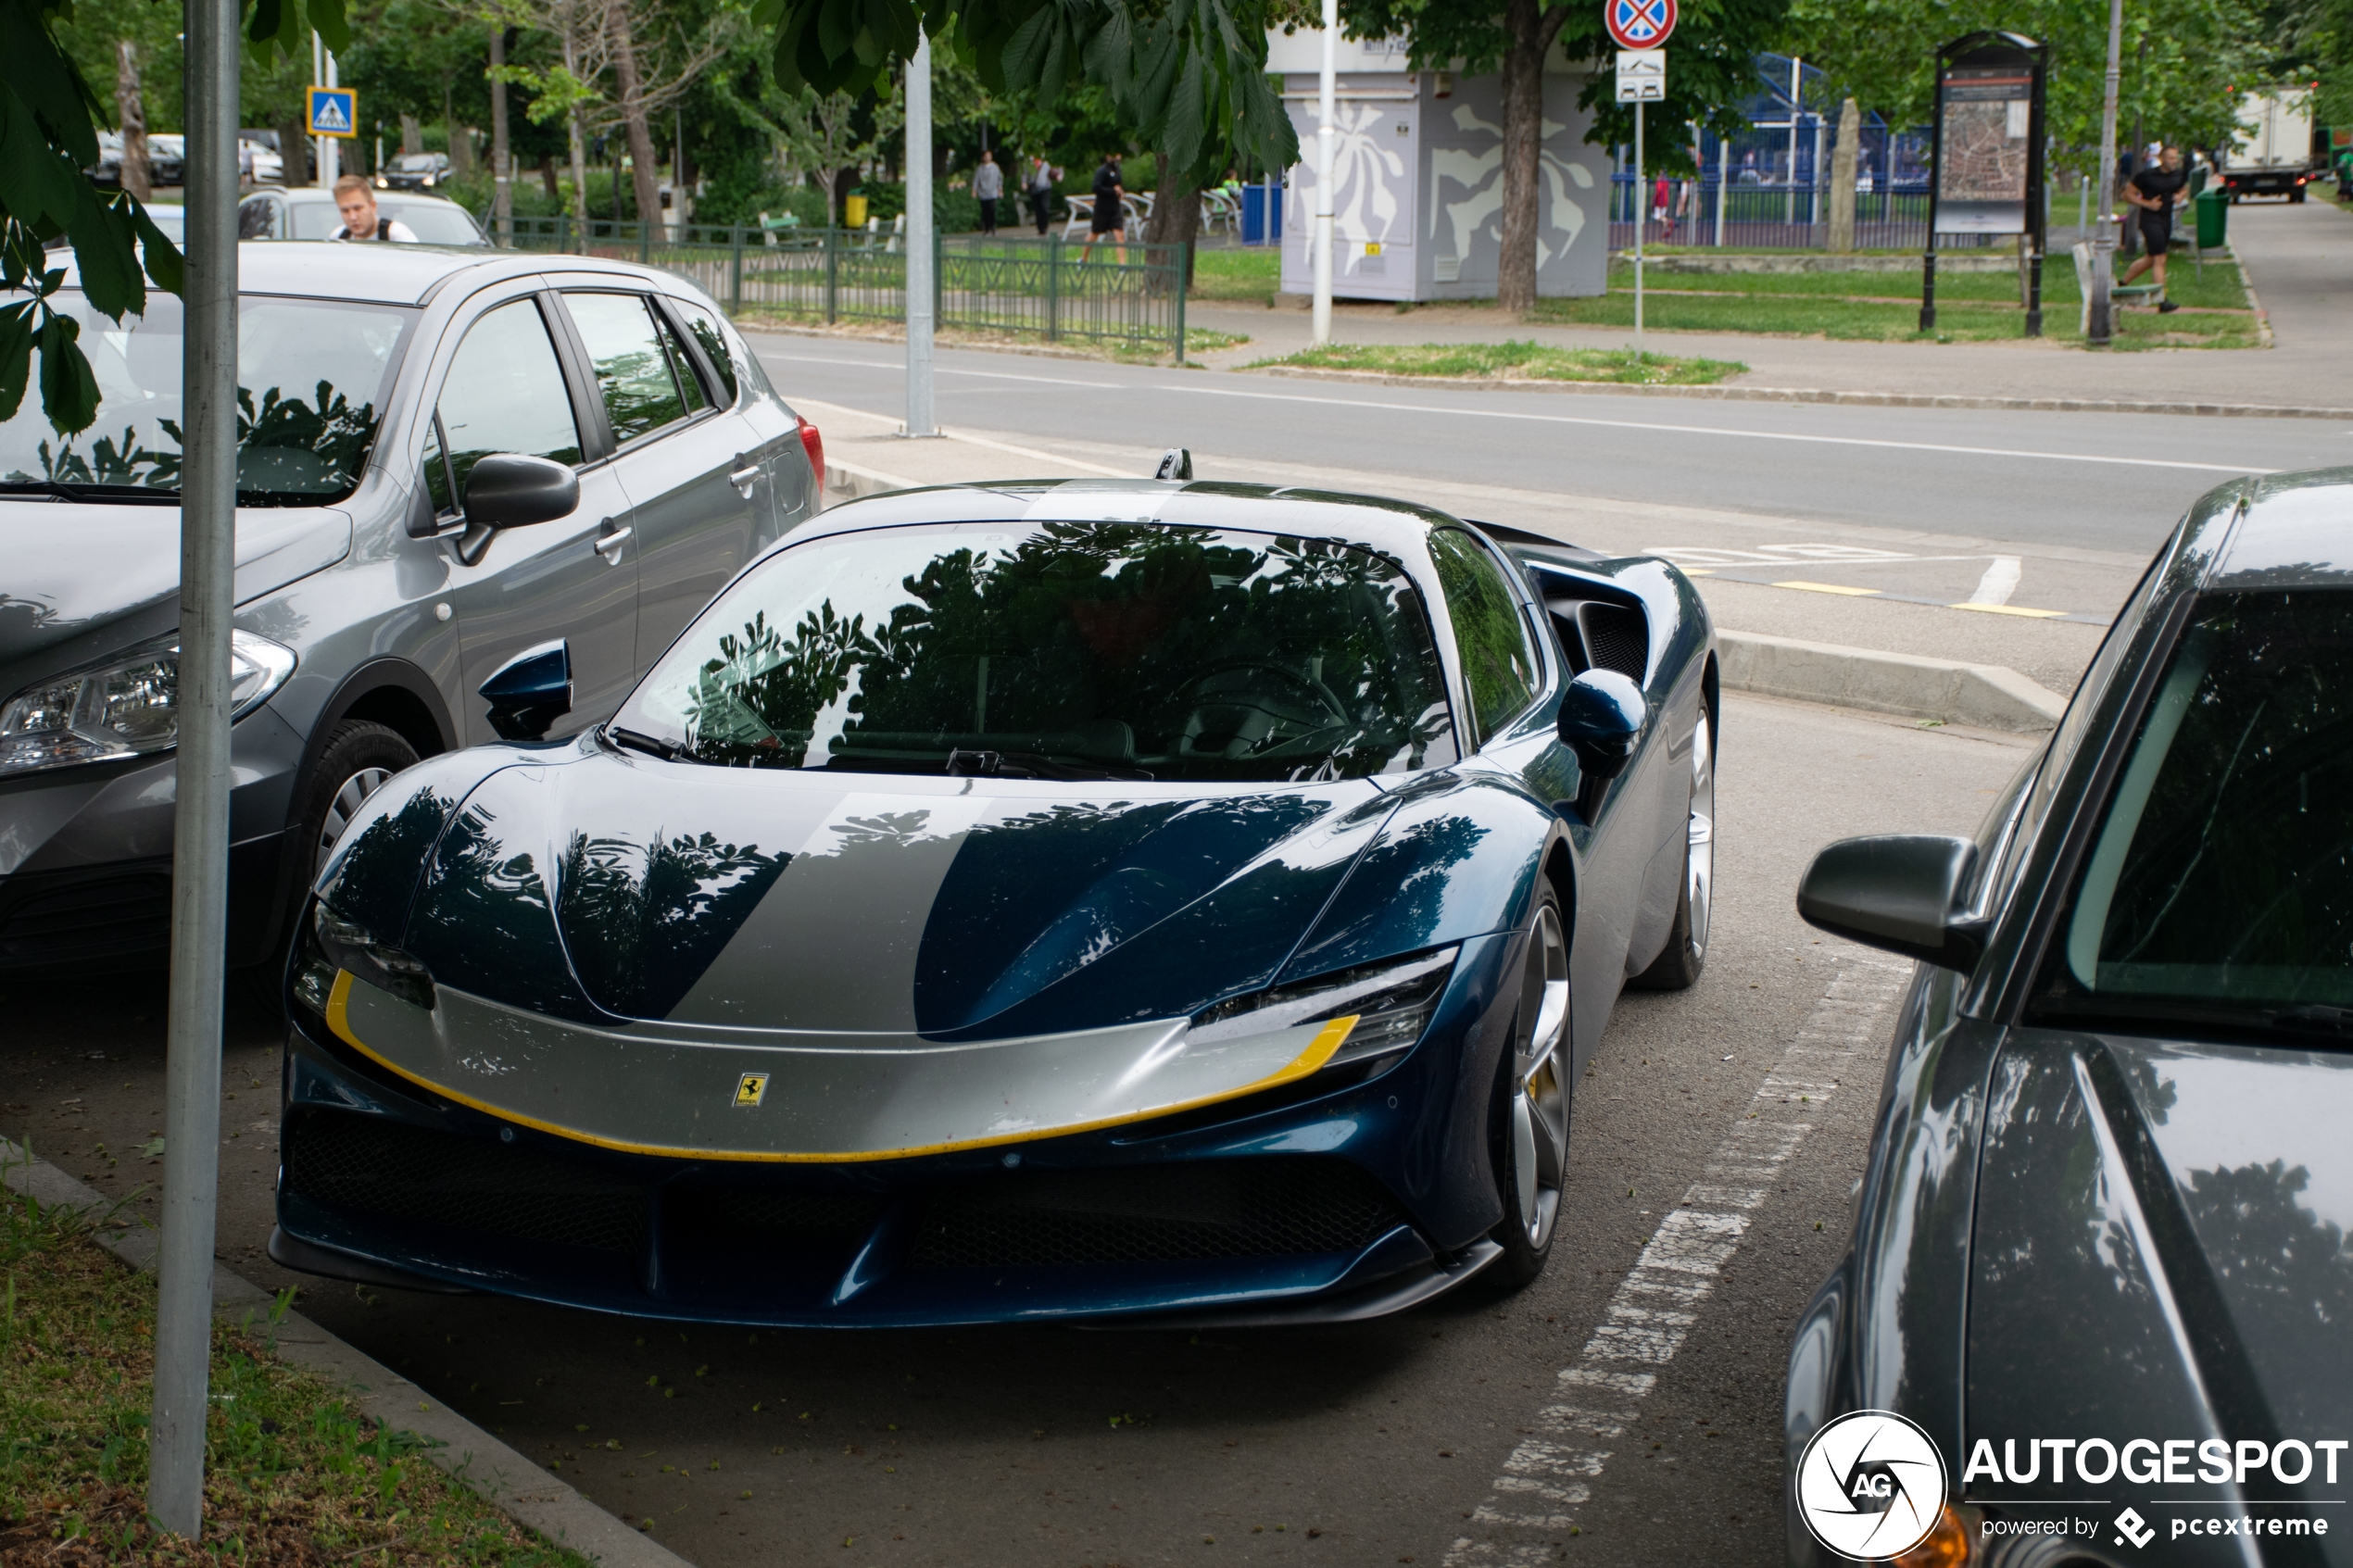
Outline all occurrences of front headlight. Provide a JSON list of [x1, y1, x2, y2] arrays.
[[1189, 947, 1456, 1075], [0, 629, 296, 779], [297, 899, 435, 1013]]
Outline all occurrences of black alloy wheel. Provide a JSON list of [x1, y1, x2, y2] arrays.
[[1490, 885, 1571, 1289]]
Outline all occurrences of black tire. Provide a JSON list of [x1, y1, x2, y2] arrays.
[[237, 720, 419, 1010], [1489, 884, 1571, 1291], [1629, 696, 1715, 992], [2291, 187, 2308, 204]]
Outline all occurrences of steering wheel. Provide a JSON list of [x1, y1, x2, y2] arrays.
[[1172, 660, 1349, 759]]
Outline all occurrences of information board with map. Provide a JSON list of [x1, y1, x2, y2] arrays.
[[1933, 65, 2035, 232]]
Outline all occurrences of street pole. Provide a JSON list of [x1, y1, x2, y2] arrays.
[[2088, 0, 2124, 344], [149, 0, 238, 1535], [1312, 0, 1336, 346], [1632, 99, 1644, 359], [904, 31, 937, 436], [490, 24, 512, 242]]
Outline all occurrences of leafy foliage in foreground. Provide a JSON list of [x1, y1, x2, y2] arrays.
[[0, 1173, 590, 1566]]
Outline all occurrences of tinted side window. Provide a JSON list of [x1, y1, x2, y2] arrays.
[[675, 302, 740, 405], [566, 292, 686, 443], [437, 300, 583, 496], [1430, 528, 1540, 746], [237, 199, 274, 240], [661, 311, 708, 415]]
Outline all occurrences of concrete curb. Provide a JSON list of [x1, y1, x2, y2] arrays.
[[0, 1138, 689, 1568], [1243, 363, 2347, 420], [1718, 630, 2067, 732], [824, 457, 915, 502]]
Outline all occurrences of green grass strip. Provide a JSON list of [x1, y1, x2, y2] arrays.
[[1250, 340, 1747, 384]]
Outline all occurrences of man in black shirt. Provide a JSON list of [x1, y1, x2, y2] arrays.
[[1083, 152, 1126, 264], [2120, 145, 2190, 312]]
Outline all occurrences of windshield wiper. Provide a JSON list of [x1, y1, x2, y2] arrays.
[[607, 725, 683, 760], [0, 480, 179, 505], [946, 748, 1152, 782], [2273, 1004, 2353, 1035]]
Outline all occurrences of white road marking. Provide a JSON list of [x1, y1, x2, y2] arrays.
[[1444, 957, 1911, 1565], [1969, 555, 2025, 605], [753, 348, 2271, 474]]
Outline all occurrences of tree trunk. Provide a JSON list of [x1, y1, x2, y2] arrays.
[[400, 115, 424, 157], [452, 126, 475, 176], [608, 3, 665, 233], [278, 113, 312, 187], [1496, 0, 1567, 312], [489, 26, 512, 231], [1827, 97, 1859, 253], [1144, 172, 1202, 293], [115, 40, 150, 203], [539, 154, 560, 200]]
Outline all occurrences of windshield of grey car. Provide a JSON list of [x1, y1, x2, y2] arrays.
[[2033, 589, 2353, 1032], [290, 200, 484, 244], [610, 519, 1460, 782], [0, 290, 416, 504]]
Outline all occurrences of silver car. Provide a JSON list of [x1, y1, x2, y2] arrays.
[[237, 187, 490, 245], [0, 242, 821, 974]]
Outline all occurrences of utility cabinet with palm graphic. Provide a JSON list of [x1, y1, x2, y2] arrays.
[[1268, 31, 1609, 303]]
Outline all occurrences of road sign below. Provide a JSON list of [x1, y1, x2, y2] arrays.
[[1604, 0, 1676, 51], [1616, 48, 1667, 102], [307, 87, 357, 138]]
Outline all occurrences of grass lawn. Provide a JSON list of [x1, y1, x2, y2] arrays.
[[1189, 247, 1282, 302], [1532, 256, 2259, 347], [0, 1173, 591, 1566], [1247, 340, 1747, 385]]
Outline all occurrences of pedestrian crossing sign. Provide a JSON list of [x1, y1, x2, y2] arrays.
[[307, 87, 357, 138]]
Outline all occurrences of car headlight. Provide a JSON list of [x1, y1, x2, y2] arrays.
[[422, 174, 435, 185], [1189, 947, 1456, 1075], [297, 898, 435, 1013], [0, 630, 296, 779]]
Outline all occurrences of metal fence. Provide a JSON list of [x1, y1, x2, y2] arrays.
[[1604, 176, 1945, 250], [494, 217, 1190, 358]]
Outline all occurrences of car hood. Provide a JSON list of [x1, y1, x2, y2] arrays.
[[1967, 1031, 2353, 1493], [0, 502, 351, 666], [375, 748, 1404, 1039]]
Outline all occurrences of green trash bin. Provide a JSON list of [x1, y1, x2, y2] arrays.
[[2196, 186, 2228, 250]]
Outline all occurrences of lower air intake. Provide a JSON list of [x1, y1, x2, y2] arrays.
[[283, 1108, 649, 1256], [908, 1157, 1403, 1268]]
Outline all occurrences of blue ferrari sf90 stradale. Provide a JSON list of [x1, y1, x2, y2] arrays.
[[273, 476, 1718, 1327]]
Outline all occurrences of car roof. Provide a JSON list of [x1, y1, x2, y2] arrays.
[[794, 479, 1473, 561], [2206, 467, 2353, 590], [266, 186, 467, 208], [113, 241, 671, 307]]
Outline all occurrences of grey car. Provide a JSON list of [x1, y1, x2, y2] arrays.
[[237, 187, 490, 246], [0, 242, 822, 974]]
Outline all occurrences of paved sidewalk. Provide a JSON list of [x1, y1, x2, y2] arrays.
[[1195, 201, 2353, 409]]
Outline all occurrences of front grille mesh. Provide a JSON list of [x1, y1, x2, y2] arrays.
[[0, 872, 171, 964], [284, 1109, 649, 1256], [1579, 603, 1648, 682], [908, 1158, 1402, 1268]]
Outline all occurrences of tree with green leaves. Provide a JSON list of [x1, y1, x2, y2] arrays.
[[1334, 0, 1789, 309]]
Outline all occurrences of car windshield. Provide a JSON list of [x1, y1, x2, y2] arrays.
[[2034, 589, 2353, 1036], [610, 519, 1458, 782], [290, 200, 484, 244], [396, 154, 442, 170], [0, 289, 416, 504]]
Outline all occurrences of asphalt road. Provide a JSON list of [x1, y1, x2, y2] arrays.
[[2, 694, 2035, 1568]]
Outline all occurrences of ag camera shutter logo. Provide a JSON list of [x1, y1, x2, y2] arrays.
[[1796, 1410, 1949, 1560]]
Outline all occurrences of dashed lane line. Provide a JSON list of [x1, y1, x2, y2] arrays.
[[1442, 955, 1913, 1566]]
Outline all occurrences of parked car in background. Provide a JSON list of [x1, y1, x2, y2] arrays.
[[145, 133, 185, 188], [378, 152, 452, 192], [241, 128, 284, 185], [87, 131, 123, 188], [1784, 470, 2353, 1565], [238, 187, 489, 245], [0, 243, 820, 983]]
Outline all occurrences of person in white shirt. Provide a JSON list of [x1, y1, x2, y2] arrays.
[[327, 175, 419, 242], [971, 148, 1003, 234]]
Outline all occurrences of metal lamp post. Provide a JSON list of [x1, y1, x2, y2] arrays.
[[1311, 0, 1336, 345], [904, 31, 937, 437], [2088, 0, 2124, 344]]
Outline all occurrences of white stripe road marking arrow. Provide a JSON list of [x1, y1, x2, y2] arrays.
[[1443, 955, 1912, 1565]]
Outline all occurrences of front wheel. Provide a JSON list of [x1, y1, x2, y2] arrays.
[[1630, 696, 1715, 990], [1490, 888, 1571, 1290]]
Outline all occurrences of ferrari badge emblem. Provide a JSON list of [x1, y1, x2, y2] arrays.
[[734, 1073, 770, 1108]]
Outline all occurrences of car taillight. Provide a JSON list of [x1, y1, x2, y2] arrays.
[[798, 418, 824, 479]]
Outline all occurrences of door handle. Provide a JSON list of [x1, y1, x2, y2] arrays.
[[729, 456, 761, 498], [595, 521, 632, 561]]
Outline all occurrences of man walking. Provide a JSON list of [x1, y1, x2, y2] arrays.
[[1026, 154, 1057, 235], [972, 148, 1003, 235], [1082, 151, 1126, 264], [2119, 144, 2189, 313], [327, 175, 418, 242]]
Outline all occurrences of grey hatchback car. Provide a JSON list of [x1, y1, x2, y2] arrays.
[[0, 242, 822, 974]]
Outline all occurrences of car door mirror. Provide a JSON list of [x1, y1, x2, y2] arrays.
[[1797, 834, 1989, 972], [463, 453, 580, 529], [478, 638, 573, 741], [1556, 669, 1644, 780]]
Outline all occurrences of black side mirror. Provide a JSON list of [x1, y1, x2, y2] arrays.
[[1557, 669, 1644, 780], [479, 639, 573, 741], [1797, 834, 1990, 972], [464, 454, 580, 528]]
